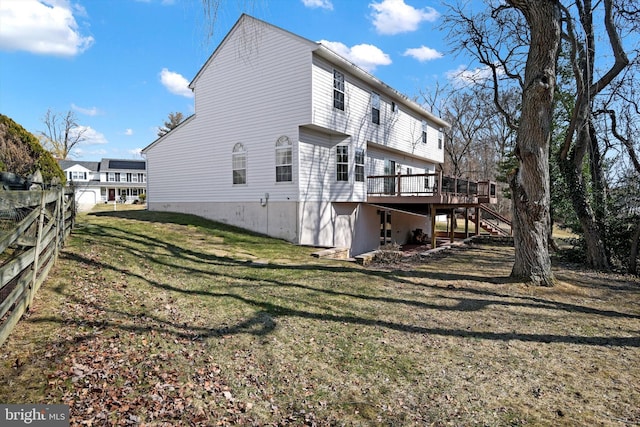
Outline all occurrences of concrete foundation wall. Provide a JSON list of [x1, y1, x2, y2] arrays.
[[148, 201, 299, 242]]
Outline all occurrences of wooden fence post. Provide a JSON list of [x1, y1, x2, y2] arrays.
[[55, 187, 62, 257], [28, 191, 47, 309]]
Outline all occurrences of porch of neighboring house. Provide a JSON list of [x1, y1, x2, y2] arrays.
[[367, 171, 511, 250]]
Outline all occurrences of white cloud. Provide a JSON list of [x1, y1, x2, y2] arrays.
[[369, 0, 439, 35], [0, 0, 94, 56], [128, 148, 143, 157], [302, 0, 333, 10], [403, 46, 443, 62], [446, 64, 504, 87], [71, 125, 108, 145], [124, 128, 134, 136], [159, 68, 193, 98], [71, 103, 100, 116], [319, 40, 391, 73]]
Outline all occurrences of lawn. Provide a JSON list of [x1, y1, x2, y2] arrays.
[[1, 207, 639, 426]]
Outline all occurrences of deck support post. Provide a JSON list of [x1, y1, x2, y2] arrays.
[[430, 204, 436, 249], [464, 207, 469, 238], [475, 206, 480, 236], [450, 208, 455, 243]]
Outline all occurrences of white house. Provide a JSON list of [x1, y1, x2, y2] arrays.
[[142, 14, 495, 257], [59, 158, 147, 211]]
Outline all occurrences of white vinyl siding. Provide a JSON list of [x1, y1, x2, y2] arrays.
[[144, 16, 307, 204], [311, 55, 444, 165]]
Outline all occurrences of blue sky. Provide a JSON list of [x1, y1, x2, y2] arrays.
[[0, 0, 475, 161]]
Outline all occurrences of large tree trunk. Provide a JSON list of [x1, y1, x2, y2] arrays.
[[559, 118, 610, 269], [558, 0, 627, 271], [508, 0, 561, 286]]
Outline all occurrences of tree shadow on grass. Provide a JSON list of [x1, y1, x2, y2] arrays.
[[70, 220, 640, 324], [39, 238, 640, 350]]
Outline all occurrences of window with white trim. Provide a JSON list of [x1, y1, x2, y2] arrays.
[[421, 120, 427, 144], [371, 92, 380, 124], [336, 145, 349, 182], [232, 143, 247, 185], [275, 136, 292, 182], [355, 148, 365, 182], [333, 70, 345, 111], [438, 128, 444, 149], [69, 171, 87, 181]]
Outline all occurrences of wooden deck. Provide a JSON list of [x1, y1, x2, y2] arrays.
[[367, 172, 506, 248], [367, 172, 497, 206]]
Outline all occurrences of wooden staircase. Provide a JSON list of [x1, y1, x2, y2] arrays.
[[466, 205, 512, 236]]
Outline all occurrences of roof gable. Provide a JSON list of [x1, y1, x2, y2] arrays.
[[189, 13, 317, 89], [57, 160, 100, 172]]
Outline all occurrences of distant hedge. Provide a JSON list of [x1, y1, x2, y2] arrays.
[[0, 114, 65, 184]]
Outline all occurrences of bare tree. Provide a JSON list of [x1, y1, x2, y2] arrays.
[[444, 0, 561, 286], [556, 0, 631, 270], [157, 112, 185, 137], [39, 109, 87, 160]]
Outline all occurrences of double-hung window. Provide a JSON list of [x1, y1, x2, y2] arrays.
[[422, 120, 427, 144], [438, 128, 444, 149], [371, 92, 380, 125], [333, 70, 345, 111], [69, 171, 87, 181], [336, 145, 349, 182], [232, 143, 247, 185], [275, 136, 292, 182], [355, 148, 365, 182]]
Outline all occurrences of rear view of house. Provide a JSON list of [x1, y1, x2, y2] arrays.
[[142, 14, 495, 257]]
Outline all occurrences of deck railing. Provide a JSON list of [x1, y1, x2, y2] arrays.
[[367, 171, 496, 201]]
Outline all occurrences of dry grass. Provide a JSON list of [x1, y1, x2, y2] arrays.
[[1, 209, 639, 426]]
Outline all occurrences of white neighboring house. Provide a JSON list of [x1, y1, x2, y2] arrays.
[[142, 14, 495, 257], [59, 158, 147, 211]]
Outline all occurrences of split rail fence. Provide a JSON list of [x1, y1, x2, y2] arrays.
[[0, 186, 75, 347]]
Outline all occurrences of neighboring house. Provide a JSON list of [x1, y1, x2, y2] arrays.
[[142, 14, 495, 257], [58, 158, 146, 210]]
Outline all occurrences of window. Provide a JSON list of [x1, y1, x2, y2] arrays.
[[275, 136, 292, 182], [392, 102, 398, 114], [108, 172, 115, 182], [333, 70, 345, 111], [371, 92, 380, 124], [126, 173, 132, 182], [355, 148, 365, 182], [69, 171, 87, 181], [138, 173, 146, 183], [336, 145, 349, 182], [438, 128, 444, 149], [232, 143, 247, 185], [421, 120, 427, 144], [115, 172, 121, 182]]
